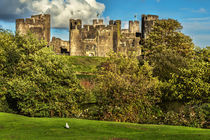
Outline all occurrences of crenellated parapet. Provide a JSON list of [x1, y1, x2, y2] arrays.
[[16, 13, 158, 56], [69, 18, 143, 57], [16, 14, 50, 42], [141, 14, 159, 39]]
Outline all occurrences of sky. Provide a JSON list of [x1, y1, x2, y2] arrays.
[[0, 0, 209, 48]]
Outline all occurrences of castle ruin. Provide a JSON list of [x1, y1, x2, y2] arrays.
[[16, 14, 159, 57]]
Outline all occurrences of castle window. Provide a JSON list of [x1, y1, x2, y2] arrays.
[[86, 45, 89, 50], [93, 45, 96, 50]]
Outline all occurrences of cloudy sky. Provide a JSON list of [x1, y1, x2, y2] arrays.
[[0, 0, 209, 48]]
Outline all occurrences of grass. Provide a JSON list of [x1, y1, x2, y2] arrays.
[[0, 112, 209, 140], [66, 56, 106, 74], [58, 55, 106, 80]]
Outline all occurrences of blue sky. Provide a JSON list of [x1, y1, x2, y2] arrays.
[[0, 0, 209, 48]]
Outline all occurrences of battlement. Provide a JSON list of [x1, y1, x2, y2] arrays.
[[93, 19, 104, 26], [70, 19, 122, 31], [16, 14, 50, 42], [69, 19, 82, 30], [141, 14, 159, 39], [16, 14, 50, 25], [142, 14, 159, 21], [16, 13, 158, 57]]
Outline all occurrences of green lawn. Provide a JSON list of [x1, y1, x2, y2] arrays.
[[0, 112, 209, 140]]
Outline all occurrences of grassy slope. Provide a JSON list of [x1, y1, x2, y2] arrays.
[[0, 112, 209, 140], [66, 56, 105, 73], [58, 56, 105, 80]]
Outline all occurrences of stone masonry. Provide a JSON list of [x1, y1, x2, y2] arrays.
[[16, 14, 50, 43], [16, 14, 158, 56]]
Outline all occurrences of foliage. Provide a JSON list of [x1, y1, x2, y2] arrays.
[[163, 103, 209, 128], [164, 59, 209, 104], [142, 19, 195, 83], [0, 29, 84, 117], [94, 52, 162, 123], [146, 49, 188, 81], [194, 46, 210, 62], [143, 19, 195, 57]]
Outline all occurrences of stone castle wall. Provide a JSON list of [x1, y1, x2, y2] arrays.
[[50, 37, 70, 54], [69, 19, 143, 57], [16, 14, 50, 43], [16, 14, 158, 56]]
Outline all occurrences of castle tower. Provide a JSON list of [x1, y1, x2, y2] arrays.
[[113, 20, 121, 52], [16, 14, 51, 43], [69, 19, 82, 30], [141, 14, 159, 39], [69, 19, 82, 56]]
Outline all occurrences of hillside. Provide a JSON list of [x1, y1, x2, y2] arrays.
[[0, 112, 209, 140], [62, 56, 106, 79]]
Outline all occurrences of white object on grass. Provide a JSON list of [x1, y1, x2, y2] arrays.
[[65, 122, 69, 129]]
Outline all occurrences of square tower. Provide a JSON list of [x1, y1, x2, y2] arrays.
[[141, 14, 159, 39], [16, 14, 51, 43]]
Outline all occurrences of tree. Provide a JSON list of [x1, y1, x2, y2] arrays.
[[194, 46, 210, 62], [94, 52, 161, 123], [0, 29, 84, 117], [166, 59, 209, 104], [142, 19, 195, 82], [143, 19, 195, 57]]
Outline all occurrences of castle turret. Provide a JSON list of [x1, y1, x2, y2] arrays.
[[141, 14, 159, 39], [70, 19, 82, 30]]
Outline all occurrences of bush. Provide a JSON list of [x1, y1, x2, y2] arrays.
[[163, 104, 209, 128], [0, 29, 84, 117], [93, 52, 162, 123]]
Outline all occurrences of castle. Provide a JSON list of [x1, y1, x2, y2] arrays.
[[16, 14, 159, 57]]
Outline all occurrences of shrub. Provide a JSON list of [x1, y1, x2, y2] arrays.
[[0, 29, 84, 117], [93, 52, 162, 123]]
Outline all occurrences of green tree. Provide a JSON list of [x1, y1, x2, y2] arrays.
[[165, 59, 209, 104], [0, 29, 84, 117], [194, 46, 210, 62], [143, 19, 195, 57], [94, 52, 161, 123], [142, 19, 195, 82]]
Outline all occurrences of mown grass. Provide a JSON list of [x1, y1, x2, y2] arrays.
[[0, 112, 209, 140]]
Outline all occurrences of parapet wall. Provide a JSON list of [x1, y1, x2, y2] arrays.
[[16, 14, 50, 43], [141, 14, 159, 39], [16, 14, 158, 57]]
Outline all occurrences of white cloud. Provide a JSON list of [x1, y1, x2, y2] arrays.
[[182, 17, 210, 48], [156, 0, 160, 3], [196, 8, 207, 13], [0, 0, 105, 28], [122, 21, 129, 29], [181, 8, 207, 13], [185, 17, 210, 21]]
